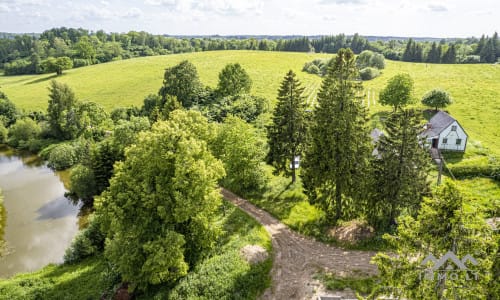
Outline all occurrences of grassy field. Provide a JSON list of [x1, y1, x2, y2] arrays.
[[0, 202, 272, 299], [0, 51, 329, 112], [1, 51, 498, 155]]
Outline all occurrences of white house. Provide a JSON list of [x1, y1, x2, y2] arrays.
[[420, 111, 468, 152]]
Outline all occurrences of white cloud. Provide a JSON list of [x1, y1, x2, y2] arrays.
[[0, 3, 11, 13], [319, 0, 366, 5], [428, 4, 448, 12], [121, 7, 143, 18]]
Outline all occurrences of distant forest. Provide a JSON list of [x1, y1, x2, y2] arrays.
[[0, 28, 499, 75]]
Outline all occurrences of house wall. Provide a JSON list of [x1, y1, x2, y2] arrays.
[[437, 121, 467, 151]]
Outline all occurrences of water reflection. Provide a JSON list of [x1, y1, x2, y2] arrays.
[[0, 148, 79, 278]]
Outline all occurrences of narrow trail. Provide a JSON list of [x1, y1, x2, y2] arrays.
[[221, 188, 378, 300]]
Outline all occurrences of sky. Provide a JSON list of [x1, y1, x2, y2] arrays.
[[0, 0, 498, 38]]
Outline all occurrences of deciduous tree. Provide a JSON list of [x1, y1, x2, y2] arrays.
[[379, 73, 414, 111], [216, 63, 252, 97], [159, 60, 203, 108], [96, 115, 224, 290], [421, 89, 453, 111]]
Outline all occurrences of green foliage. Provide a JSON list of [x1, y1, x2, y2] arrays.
[[159, 60, 203, 108], [302, 58, 329, 76], [7, 117, 41, 149], [204, 93, 267, 123], [64, 215, 105, 264], [359, 67, 380, 80], [402, 38, 424, 62], [0, 256, 118, 300], [47, 80, 79, 140], [301, 48, 371, 222], [0, 91, 17, 126], [213, 116, 266, 195], [75, 101, 109, 140], [68, 164, 97, 207], [372, 182, 498, 299], [356, 50, 385, 69], [0, 123, 7, 143], [379, 73, 414, 111], [41, 56, 73, 75], [314, 272, 378, 296], [96, 112, 225, 290], [267, 70, 307, 183], [216, 63, 252, 97], [421, 89, 453, 111], [368, 109, 431, 230], [47, 143, 78, 170]]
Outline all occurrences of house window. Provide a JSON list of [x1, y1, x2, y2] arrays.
[[451, 125, 457, 131], [456, 139, 462, 145], [443, 138, 448, 144]]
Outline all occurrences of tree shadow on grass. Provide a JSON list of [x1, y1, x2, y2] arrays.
[[25, 74, 58, 85]]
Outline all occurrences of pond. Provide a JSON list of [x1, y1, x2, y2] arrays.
[[0, 147, 79, 278]]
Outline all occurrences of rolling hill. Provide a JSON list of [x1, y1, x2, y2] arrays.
[[1, 50, 499, 155]]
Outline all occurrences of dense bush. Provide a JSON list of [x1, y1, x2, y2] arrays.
[[0, 124, 7, 143], [448, 162, 500, 181], [64, 216, 105, 264], [302, 58, 329, 76], [3, 59, 35, 75], [47, 143, 78, 170], [359, 67, 380, 80], [72, 58, 91, 68], [356, 50, 385, 69], [7, 118, 41, 149]]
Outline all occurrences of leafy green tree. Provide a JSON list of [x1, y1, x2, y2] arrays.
[[372, 182, 498, 299], [41, 56, 73, 75], [212, 116, 266, 194], [74, 36, 96, 61], [421, 89, 453, 111], [68, 164, 97, 207], [301, 48, 371, 222], [0, 90, 17, 126], [47, 80, 79, 140], [267, 70, 307, 183], [379, 73, 414, 111], [48, 143, 78, 170], [216, 63, 252, 97], [7, 117, 41, 149], [368, 109, 430, 229], [0, 123, 7, 143], [96, 116, 224, 291], [159, 60, 203, 108], [76, 101, 109, 139]]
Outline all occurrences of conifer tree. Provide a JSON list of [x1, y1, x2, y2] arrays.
[[267, 70, 307, 183], [368, 109, 430, 229], [301, 48, 371, 222]]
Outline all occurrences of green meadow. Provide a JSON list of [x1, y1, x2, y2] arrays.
[[1, 50, 499, 155]]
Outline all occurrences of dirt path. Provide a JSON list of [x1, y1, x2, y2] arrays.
[[221, 188, 378, 300]]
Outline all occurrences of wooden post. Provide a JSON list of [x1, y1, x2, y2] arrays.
[[437, 159, 443, 185]]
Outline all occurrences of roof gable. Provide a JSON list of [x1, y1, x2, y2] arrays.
[[421, 111, 458, 137]]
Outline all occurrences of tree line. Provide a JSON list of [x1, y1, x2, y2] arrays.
[[2, 28, 499, 76]]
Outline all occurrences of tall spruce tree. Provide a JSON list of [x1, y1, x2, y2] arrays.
[[301, 48, 371, 222], [368, 109, 430, 229], [267, 70, 307, 183]]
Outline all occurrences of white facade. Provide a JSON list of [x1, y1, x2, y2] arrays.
[[425, 120, 467, 152]]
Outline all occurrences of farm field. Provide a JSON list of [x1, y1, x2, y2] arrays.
[[1, 50, 499, 156]]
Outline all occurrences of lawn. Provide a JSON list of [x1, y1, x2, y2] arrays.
[[0, 201, 272, 300]]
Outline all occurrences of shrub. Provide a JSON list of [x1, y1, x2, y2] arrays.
[[448, 163, 500, 181], [72, 58, 91, 68], [359, 67, 380, 80], [7, 118, 41, 149], [305, 64, 320, 75], [47, 143, 77, 170], [370, 53, 386, 69], [0, 123, 7, 143], [64, 215, 105, 264]]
